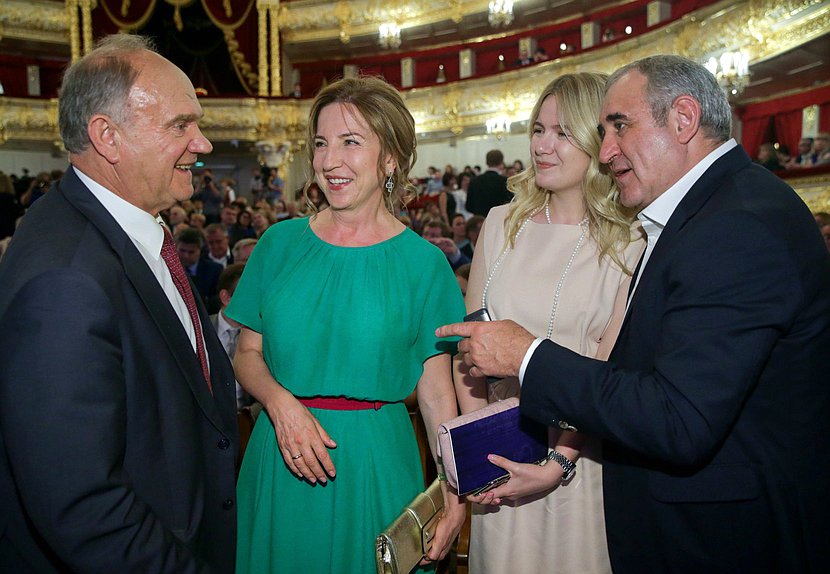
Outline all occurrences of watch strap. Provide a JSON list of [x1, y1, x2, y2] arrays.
[[547, 450, 576, 482]]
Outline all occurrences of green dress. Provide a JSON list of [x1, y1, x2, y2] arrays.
[[225, 217, 464, 574]]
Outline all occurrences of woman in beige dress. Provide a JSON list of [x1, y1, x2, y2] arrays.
[[454, 72, 644, 573]]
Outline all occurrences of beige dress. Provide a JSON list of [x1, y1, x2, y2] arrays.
[[466, 204, 644, 574]]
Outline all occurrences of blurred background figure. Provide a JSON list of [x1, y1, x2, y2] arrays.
[[755, 142, 783, 171]]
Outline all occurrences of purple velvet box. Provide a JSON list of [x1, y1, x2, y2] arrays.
[[438, 398, 549, 495]]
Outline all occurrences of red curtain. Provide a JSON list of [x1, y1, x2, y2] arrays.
[[820, 102, 830, 132], [740, 116, 773, 161], [774, 109, 804, 158], [95, 0, 257, 95], [738, 84, 830, 157]]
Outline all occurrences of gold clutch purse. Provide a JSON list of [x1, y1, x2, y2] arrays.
[[375, 478, 443, 574]]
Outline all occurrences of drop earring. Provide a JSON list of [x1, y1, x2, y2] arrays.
[[385, 173, 394, 194]]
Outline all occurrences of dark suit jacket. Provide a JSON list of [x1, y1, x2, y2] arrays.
[[520, 146, 830, 573], [0, 168, 238, 573], [465, 170, 511, 216], [191, 258, 223, 303]]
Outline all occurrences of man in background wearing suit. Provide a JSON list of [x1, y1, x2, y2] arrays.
[[439, 55, 830, 573], [177, 226, 223, 307], [204, 222, 234, 268], [0, 34, 238, 573], [209, 262, 250, 410], [464, 149, 512, 216]]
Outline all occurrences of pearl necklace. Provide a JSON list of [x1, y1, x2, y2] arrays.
[[481, 205, 589, 340]]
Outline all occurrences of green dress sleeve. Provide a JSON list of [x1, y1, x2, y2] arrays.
[[224, 228, 275, 333], [413, 247, 465, 361]]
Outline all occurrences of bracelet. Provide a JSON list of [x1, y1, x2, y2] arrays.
[[437, 472, 448, 482], [546, 450, 576, 483]]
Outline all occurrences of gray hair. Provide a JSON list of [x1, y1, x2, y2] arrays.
[[607, 55, 732, 142], [59, 34, 157, 153]]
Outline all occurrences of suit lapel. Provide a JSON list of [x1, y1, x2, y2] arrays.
[[58, 169, 229, 432]]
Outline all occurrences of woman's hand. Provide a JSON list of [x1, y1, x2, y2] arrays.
[[422, 485, 466, 564], [234, 328, 337, 484], [468, 454, 564, 505], [267, 394, 337, 484]]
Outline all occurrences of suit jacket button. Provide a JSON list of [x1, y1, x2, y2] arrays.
[[223, 498, 234, 510], [558, 420, 578, 432], [218, 437, 230, 449]]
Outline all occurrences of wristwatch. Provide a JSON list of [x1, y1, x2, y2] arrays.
[[547, 450, 576, 482]]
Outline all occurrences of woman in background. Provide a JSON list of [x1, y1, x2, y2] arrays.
[[454, 72, 644, 574], [228, 76, 466, 573]]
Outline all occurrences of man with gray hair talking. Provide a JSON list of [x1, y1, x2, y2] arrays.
[[438, 55, 830, 573], [0, 34, 237, 572]]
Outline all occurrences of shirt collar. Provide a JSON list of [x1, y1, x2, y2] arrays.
[[210, 251, 229, 263], [73, 166, 165, 260], [216, 310, 232, 336], [638, 139, 737, 231]]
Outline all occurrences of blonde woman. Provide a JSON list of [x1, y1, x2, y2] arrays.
[[454, 73, 644, 573]]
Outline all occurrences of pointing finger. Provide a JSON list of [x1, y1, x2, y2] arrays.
[[435, 322, 474, 339]]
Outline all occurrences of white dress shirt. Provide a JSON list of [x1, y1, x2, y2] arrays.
[[518, 139, 738, 383], [75, 166, 209, 364], [215, 311, 246, 408], [208, 251, 231, 268]]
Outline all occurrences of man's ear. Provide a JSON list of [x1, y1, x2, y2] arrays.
[[219, 288, 232, 308], [671, 95, 701, 145], [87, 114, 120, 164]]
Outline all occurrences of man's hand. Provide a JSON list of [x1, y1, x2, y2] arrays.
[[436, 320, 535, 379]]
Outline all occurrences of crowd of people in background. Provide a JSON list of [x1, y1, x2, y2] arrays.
[[755, 132, 830, 171], [3, 137, 830, 268]]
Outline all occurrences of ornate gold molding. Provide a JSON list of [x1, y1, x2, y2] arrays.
[[0, 0, 69, 44], [401, 0, 830, 140], [278, 0, 482, 43], [0, 98, 60, 147], [1, 0, 828, 148], [786, 173, 830, 213]]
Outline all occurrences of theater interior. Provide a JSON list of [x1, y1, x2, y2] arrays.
[[1, 0, 828, 212]]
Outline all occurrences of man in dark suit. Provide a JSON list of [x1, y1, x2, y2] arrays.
[[177, 227, 223, 307], [438, 55, 830, 573], [203, 223, 234, 268], [464, 149, 512, 216], [0, 34, 238, 573]]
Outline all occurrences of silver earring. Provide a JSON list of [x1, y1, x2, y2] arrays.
[[385, 173, 394, 194]]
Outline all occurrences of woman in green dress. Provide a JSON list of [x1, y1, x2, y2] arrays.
[[227, 76, 466, 573]]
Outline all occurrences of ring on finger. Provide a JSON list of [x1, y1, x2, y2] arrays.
[[291, 453, 303, 460]]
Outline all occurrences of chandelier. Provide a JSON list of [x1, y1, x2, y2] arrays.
[[488, 0, 514, 28], [705, 51, 750, 98], [378, 23, 401, 49], [486, 117, 511, 139]]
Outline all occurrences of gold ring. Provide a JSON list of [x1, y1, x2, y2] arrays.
[[292, 453, 303, 460]]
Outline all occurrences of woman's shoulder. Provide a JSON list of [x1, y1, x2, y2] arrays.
[[481, 204, 509, 244], [396, 229, 454, 268], [253, 217, 311, 251], [263, 216, 309, 236], [487, 203, 511, 224]]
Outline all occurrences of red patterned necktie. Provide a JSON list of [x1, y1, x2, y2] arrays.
[[160, 227, 212, 394]]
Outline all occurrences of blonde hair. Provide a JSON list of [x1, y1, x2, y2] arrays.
[[504, 72, 635, 272], [304, 76, 418, 214]]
